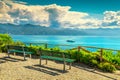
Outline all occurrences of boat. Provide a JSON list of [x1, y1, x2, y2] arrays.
[[66, 40, 75, 43]]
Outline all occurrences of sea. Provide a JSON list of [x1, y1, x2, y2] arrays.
[[11, 35, 120, 50]]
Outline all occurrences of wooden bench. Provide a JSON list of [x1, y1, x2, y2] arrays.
[[39, 50, 75, 72], [6, 45, 34, 60]]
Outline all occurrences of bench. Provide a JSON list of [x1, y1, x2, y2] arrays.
[[6, 45, 34, 60], [39, 50, 75, 72]]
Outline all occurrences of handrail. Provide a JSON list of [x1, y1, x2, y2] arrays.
[[23, 42, 120, 68], [23, 42, 120, 51], [77, 45, 120, 51], [23, 42, 75, 46]]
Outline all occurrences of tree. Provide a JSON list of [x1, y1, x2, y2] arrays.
[[0, 34, 13, 52]]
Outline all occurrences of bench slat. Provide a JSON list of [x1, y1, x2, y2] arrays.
[[39, 50, 75, 71], [6, 45, 34, 60], [41, 56, 75, 63], [8, 50, 33, 54]]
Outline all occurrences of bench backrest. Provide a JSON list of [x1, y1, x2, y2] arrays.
[[6, 45, 31, 52], [40, 50, 71, 59], [6, 45, 23, 50], [23, 46, 30, 52]]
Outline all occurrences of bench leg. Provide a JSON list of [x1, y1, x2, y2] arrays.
[[46, 59, 48, 65], [39, 58, 42, 65], [14, 52, 16, 56], [29, 54, 32, 58], [8, 52, 10, 58], [24, 53, 26, 60], [63, 61, 66, 72], [69, 63, 72, 69]]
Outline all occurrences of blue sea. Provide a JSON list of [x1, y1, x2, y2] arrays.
[[11, 35, 120, 50]]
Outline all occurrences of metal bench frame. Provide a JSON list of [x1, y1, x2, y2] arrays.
[[39, 50, 75, 72], [6, 45, 33, 60]]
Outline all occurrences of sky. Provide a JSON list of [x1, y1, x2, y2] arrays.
[[18, 0, 120, 14], [0, 0, 120, 29]]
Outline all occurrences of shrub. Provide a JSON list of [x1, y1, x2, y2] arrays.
[[28, 46, 42, 55], [12, 41, 24, 45], [78, 51, 98, 64], [0, 34, 13, 52], [102, 50, 120, 67], [98, 62, 116, 72], [69, 50, 78, 60], [51, 47, 61, 52], [0, 34, 13, 44], [90, 59, 98, 66]]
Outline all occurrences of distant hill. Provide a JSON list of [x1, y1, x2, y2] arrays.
[[0, 24, 87, 35], [0, 23, 120, 36]]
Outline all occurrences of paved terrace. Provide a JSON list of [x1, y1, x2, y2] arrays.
[[0, 53, 120, 80]]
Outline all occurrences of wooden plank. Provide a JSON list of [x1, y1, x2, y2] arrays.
[[78, 45, 120, 51], [100, 49, 103, 62], [80, 47, 91, 53]]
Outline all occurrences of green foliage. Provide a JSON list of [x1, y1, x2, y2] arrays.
[[51, 47, 61, 52], [103, 50, 114, 62], [66, 49, 117, 72], [0, 34, 26, 52], [103, 50, 120, 66], [28, 46, 44, 55], [0, 34, 13, 52], [98, 62, 116, 72], [12, 41, 24, 45], [79, 51, 99, 65], [0, 34, 119, 72], [69, 50, 78, 59], [90, 59, 98, 66], [0, 34, 13, 44]]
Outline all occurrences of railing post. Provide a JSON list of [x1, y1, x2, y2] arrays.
[[100, 48, 103, 62], [77, 46, 81, 62], [30, 43, 32, 46], [78, 46, 81, 52], [45, 43, 47, 49]]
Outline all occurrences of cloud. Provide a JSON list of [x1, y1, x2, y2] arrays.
[[59, 11, 101, 29], [0, 1, 10, 13], [102, 11, 120, 27], [0, 0, 120, 29], [0, 1, 13, 23], [44, 4, 70, 28]]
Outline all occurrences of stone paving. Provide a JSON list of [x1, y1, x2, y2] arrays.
[[0, 53, 120, 80]]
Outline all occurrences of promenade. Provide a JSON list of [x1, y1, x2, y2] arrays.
[[0, 53, 120, 80]]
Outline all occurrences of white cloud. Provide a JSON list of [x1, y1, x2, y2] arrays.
[[0, 1, 120, 29], [0, 1, 10, 13], [59, 11, 101, 29], [102, 11, 120, 27], [0, 1, 13, 23]]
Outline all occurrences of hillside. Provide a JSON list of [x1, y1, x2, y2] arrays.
[[0, 24, 87, 35], [0, 23, 120, 36]]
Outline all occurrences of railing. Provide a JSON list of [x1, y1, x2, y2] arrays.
[[72, 46, 120, 61], [23, 42, 120, 68], [71, 45, 120, 69], [23, 42, 77, 50]]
